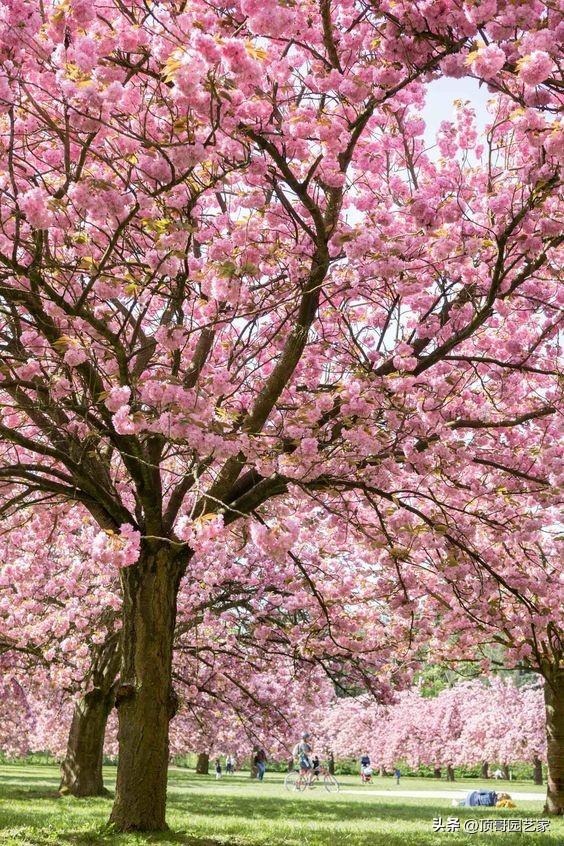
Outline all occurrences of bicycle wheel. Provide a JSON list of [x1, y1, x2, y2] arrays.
[[284, 770, 303, 790], [297, 773, 311, 791], [323, 773, 340, 793]]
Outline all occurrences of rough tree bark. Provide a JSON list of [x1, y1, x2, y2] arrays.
[[502, 763, 510, 781], [446, 765, 455, 782], [433, 766, 442, 779], [196, 753, 210, 775], [481, 761, 489, 779], [544, 670, 564, 815], [59, 690, 113, 797], [533, 756, 543, 786], [109, 545, 185, 832], [328, 752, 335, 775], [59, 635, 120, 797]]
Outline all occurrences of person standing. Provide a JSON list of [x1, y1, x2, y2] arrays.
[[394, 767, 401, 785], [254, 749, 267, 781], [215, 758, 223, 780], [360, 753, 372, 783]]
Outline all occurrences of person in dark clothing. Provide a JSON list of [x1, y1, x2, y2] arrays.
[[254, 749, 267, 781]]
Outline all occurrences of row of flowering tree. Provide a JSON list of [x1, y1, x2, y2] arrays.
[[0, 646, 337, 771], [0, 0, 562, 831], [1, 671, 547, 787], [2, 499, 409, 793], [2, 498, 560, 807], [316, 678, 547, 781]]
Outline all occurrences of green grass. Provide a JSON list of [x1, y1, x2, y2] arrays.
[[0, 763, 562, 846]]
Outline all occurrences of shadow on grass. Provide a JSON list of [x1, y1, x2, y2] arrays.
[[0, 787, 63, 801], [0, 774, 60, 786], [0, 785, 116, 804], [0, 830, 217, 846], [5, 815, 564, 846], [168, 790, 548, 823], [1, 772, 562, 846], [54, 832, 221, 846]]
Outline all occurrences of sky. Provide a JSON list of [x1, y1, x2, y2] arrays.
[[422, 76, 491, 147]]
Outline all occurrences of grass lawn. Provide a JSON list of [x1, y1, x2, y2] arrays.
[[0, 763, 562, 846]]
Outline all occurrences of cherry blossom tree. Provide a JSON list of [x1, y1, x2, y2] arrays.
[[317, 679, 546, 779], [0, 505, 121, 795], [170, 655, 336, 766], [0, 0, 561, 831], [421, 535, 563, 812], [2, 500, 376, 794], [0, 673, 33, 758], [2, 638, 336, 776], [458, 678, 546, 782], [22, 684, 120, 764]]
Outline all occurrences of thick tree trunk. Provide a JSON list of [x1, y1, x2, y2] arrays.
[[544, 671, 564, 815], [59, 634, 120, 797], [59, 689, 113, 797], [196, 753, 210, 775], [446, 765, 455, 782], [433, 766, 442, 779], [109, 546, 184, 832], [328, 752, 335, 775], [502, 763, 510, 780], [481, 761, 489, 779], [533, 756, 543, 786]]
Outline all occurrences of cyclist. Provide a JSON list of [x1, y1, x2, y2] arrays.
[[293, 732, 313, 774], [285, 740, 339, 793]]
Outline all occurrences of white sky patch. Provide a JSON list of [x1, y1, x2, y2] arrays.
[[423, 76, 491, 149]]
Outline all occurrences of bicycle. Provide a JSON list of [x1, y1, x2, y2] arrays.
[[284, 765, 340, 793]]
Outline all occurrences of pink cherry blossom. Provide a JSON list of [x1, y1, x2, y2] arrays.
[[517, 51, 557, 86], [470, 45, 507, 79]]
